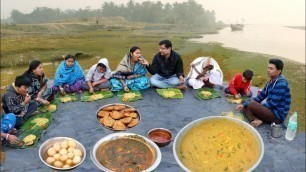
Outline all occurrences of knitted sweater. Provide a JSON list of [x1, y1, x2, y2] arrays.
[[243, 75, 291, 122]]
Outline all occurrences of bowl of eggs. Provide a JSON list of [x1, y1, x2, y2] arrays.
[[38, 137, 86, 170]]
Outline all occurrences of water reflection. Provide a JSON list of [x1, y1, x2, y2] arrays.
[[189, 24, 305, 64]]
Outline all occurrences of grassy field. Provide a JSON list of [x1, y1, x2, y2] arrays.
[[1, 18, 305, 131]]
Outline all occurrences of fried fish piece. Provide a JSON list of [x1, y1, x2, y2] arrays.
[[112, 121, 126, 130], [119, 117, 133, 124], [113, 105, 126, 111], [97, 110, 110, 117], [99, 118, 104, 124], [124, 108, 137, 112], [103, 116, 115, 127], [102, 106, 114, 111], [123, 112, 138, 118], [110, 111, 123, 119], [127, 118, 139, 127]]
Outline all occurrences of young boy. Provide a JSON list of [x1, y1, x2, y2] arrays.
[[225, 70, 253, 99], [2, 75, 38, 128]]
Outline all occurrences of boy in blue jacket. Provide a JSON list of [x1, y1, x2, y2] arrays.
[[236, 59, 291, 127]]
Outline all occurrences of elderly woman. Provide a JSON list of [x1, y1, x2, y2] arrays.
[[83, 58, 111, 93], [110, 46, 150, 92], [23, 60, 53, 106], [52, 54, 85, 95], [187, 57, 223, 89]]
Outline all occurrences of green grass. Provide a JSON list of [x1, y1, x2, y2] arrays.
[[1, 19, 305, 131]]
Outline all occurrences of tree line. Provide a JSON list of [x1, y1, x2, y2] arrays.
[[8, 0, 221, 27]]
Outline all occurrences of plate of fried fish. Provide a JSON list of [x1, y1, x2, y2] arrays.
[[96, 103, 141, 131]]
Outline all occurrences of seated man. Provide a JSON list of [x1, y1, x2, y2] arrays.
[[83, 58, 111, 93], [236, 59, 291, 127], [1, 113, 19, 144], [187, 57, 223, 89], [2, 75, 38, 128], [141, 40, 186, 90], [224, 69, 254, 98]]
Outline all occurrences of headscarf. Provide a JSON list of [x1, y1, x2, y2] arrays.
[[53, 60, 84, 86], [86, 58, 111, 82]]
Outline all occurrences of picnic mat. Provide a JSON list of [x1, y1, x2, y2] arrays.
[[8, 127, 42, 149], [37, 99, 59, 113], [156, 88, 183, 99], [226, 95, 249, 104], [117, 90, 142, 102], [194, 88, 221, 100], [221, 111, 248, 122], [55, 93, 78, 103], [81, 91, 114, 102], [20, 112, 52, 131]]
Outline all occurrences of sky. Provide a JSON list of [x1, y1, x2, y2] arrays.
[[1, 0, 305, 25]]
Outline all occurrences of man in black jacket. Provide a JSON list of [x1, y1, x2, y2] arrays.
[[141, 40, 186, 89]]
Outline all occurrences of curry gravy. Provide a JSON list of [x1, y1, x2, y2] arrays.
[[179, 119, 260, 172], [96, 138, 154, 172]]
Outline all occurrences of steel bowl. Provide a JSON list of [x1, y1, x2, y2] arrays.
[[173, 116, 264, 172], [96, 103, 141, 131], [38, 137, 86, 170], [148, 128, 172, 147], [90, 133, 162, 171]]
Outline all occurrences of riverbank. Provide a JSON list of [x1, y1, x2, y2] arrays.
[[1, 20, 305, 131]]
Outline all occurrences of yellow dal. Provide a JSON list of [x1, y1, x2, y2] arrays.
[[179, 119, 260, 172]]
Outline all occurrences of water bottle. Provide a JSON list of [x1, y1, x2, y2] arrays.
[[285, 112, 298, 141]]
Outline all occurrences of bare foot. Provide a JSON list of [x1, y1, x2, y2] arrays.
[[175, 85, 187, 90], [250, 119, 263, 127]]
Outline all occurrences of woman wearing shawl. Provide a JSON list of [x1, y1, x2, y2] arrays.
[[52, 54, 85, 95], [187, 57, 223, 89], [110, 46, 150, 92], [23, 60, 53, 106], [83, 58, 111, 93]]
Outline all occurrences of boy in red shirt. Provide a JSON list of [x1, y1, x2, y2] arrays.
[[225, 70, 253, 99]]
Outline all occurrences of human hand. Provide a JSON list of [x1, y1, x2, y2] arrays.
[[40, 99, 50, 106], [140, 59, 149, 66], [89, 87, 94, 94], [127, 75, 134, 80], [179, 76, 184, 84], [24, 93, 31, 104], [234, 94, 241, 99], [7, 134, 20, 144], [246, 91, 251, 96], [60, 88, 66, 96], [123, 85, 130, 92], [236, 105, 244, 112], [16, 112, 25, 117], [92, 82, 98, 87]]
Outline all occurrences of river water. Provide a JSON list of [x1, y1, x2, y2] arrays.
[[189, 24, 305, 64]]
